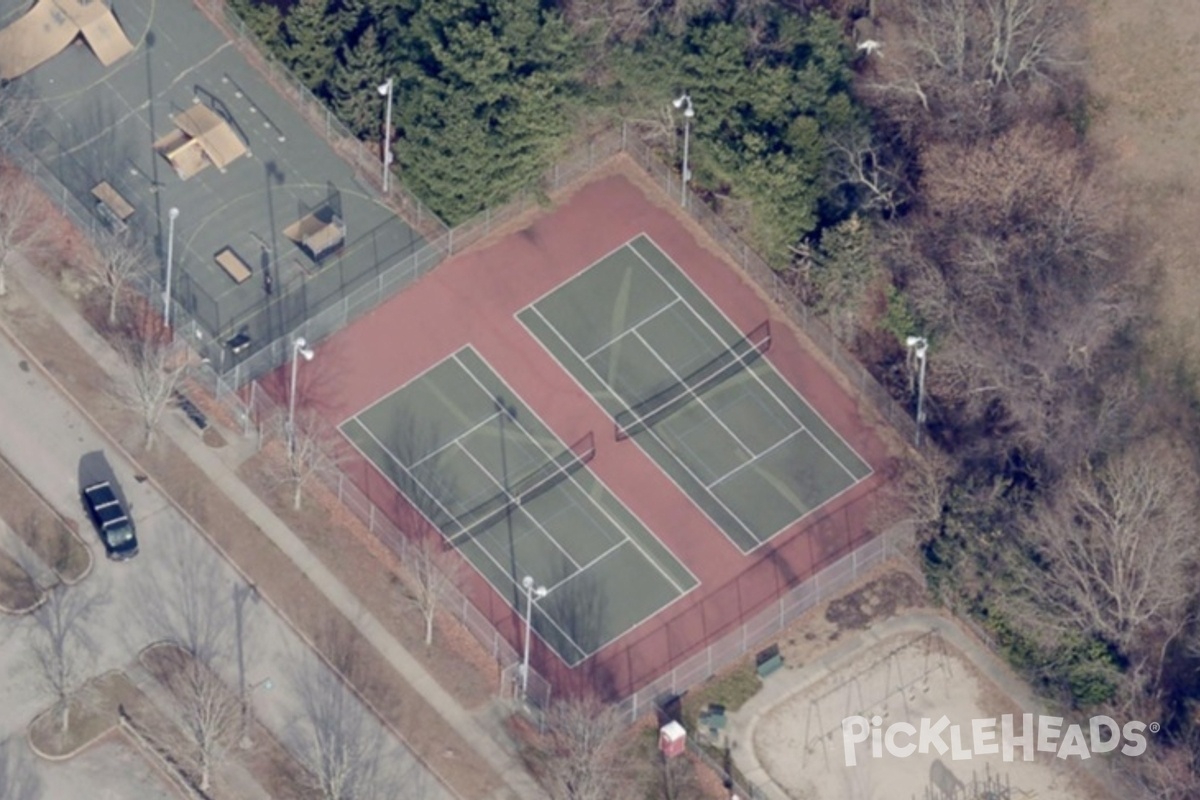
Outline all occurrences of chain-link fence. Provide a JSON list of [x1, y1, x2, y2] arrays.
[[199, 0, 448, 244], [620, 133, 920, 448], [4, 1, 924, 723], [613, 524, 914, 724], [8, 124, 918, 725]]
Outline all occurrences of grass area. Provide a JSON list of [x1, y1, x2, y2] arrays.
[[0, 454, 92, 583], [238, 444, 497, 706], [680, 662, 762, 729], [0, 548, 41, 612], [28, 671, 145, 757]]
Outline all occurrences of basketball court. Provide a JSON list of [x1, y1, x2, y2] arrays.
[[518, 234, 872, 553], [340, 347, 697, 666]]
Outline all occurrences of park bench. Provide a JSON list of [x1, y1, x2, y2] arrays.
[[755, 644, 783, 678]]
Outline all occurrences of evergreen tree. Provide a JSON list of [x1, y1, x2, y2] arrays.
[[330, 25, 386, 138], [811, 214, 879, 340], [226, 0, 284, 51], [282, 0, 338, 95], [393, 0, 579, 223], [617, 8, 863, 265]]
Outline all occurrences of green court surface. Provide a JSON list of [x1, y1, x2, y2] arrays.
[[339, 346, 696, 666], [518, 234, 872, 553]]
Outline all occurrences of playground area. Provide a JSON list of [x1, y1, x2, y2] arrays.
[[748, 631, 1107, 800]]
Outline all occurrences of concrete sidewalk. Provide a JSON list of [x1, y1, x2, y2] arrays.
[[5, 255, 545, 800], [728, 610, 1139, 800]]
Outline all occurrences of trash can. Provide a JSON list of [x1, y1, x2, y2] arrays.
[[659, 720, 687, 758]]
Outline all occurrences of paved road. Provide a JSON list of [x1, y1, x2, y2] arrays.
[[0, 325, 450, 799]]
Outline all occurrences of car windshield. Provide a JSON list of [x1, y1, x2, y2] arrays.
[[107, 523, 135, 546]]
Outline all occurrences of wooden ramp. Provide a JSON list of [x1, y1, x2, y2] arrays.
[[67, 0, 133, 66], [0, 0, 78, 80], [0, 0, 132, 79]]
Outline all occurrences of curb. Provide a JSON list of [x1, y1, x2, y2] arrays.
[[0, 450, 95, 586], [0, 278, 474, 800], [25, 669, 125, 762]]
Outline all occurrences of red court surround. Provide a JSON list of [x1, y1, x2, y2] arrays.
[[279, 171, 896, 700]]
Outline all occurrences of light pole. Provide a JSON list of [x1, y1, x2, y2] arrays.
[[520, 575, 547, 700], [672, 93, 694, 208], [288, 337, 315, 455], [377, 78, 394, 194], [905, 336, 928, 447], [163, 207, 179, 328]]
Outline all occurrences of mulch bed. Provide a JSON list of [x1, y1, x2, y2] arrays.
[[0, 454, 92, 584], [0, 258, 502, 799]]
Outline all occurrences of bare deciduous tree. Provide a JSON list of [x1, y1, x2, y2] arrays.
[[893, 122, 1131, 461], [1008, 441, 1200, 708], [151, 646, 243, 793], [0, 737, 41, 800], [133, 524, 237, 665], [861, 0, 1081, 142], [289, 642, 423, 800], [563, 0, 717, 43], [827, 126, 907, 216], [94, 230, 151, 326], [266, 409, 342, 510], [530, 695, 638, 800], [0, 175, 52, 297], [1131, 730, 1200, 800], [405, 534, 464, 647], [0, 81, 37, 153], [114, 333, 197, 449], [27, 582, 104, 733], [134, 529, 247, 792]]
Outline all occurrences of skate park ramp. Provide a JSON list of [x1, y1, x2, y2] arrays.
[[0, 0, 133, 80]]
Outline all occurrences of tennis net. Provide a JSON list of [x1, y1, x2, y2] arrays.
[[614, 320, 771, 441], [446, 431, 596, 545]]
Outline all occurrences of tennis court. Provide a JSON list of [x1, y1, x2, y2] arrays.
[[518, 234, 872, 553], [339, 346, 697, 666]]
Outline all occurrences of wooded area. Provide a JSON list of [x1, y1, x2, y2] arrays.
[[222, 0, 1200, 793]]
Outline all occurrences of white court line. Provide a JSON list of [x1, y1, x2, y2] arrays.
[[627, 239, 862, 484], [409, 410, 503, 471], [451, 351, 692, 596], [345, 413, 590, 660], [344, 419, 473, 536], [633, 235, 878, 479], [524, 303, 761, 549], [450, 440, 581, 571], [630, 327, 762, 459], [517, 235, 648, 312], [542, 538, 629, 595], [705, 428, 808, 490], [580, 296, 683, 361]]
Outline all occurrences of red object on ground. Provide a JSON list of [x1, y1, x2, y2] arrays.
[[659, 721, 687, 758], [274, 170, 894, 701]]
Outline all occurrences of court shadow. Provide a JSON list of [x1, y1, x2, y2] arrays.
[[538, 569, 607, 672]]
